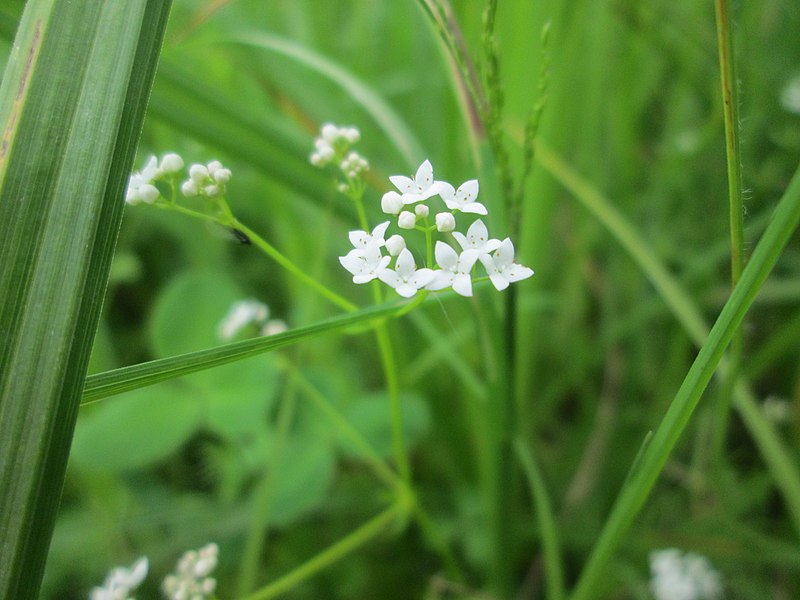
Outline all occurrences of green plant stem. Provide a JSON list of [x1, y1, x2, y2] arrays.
[[240, 502, 407, 600], [713, 0, 745, 458], [376, 324, 411, 484]]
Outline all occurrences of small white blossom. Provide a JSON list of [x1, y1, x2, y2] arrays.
[[414, 204, 429, 218], [261, 319, 288, 336], [158, 153, 184, 174], [181, 180, 199, 197], [385, 234, 406, 256], [439, 179, 487, 214], [389, 159, 446, 204], [90, 557, 148, 600], [343, 127, 360, 143], [435, 212, 456, 232], [340, 152, 369, 177], [182, 161, 231, 198], [162, 543, 219, 600], [378, 248, 435, 298], [398, 211, 417, 229], [349, 221, 390, 250], [218, 300, 269, 341], [381, 191, 404, 215], [126, 156, 160, 205], [452, 219, 502, 257], [427, 241, 479, 297], [321, 123, 339, 142], [650, 549, 723, 600], [339, 243, 391, 284], [189, 164, 208, 182], [479, 238, 534, 291]]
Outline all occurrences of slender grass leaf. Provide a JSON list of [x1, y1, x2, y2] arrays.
[[82, 300, 405, 403], [0, 1, 172, 598]]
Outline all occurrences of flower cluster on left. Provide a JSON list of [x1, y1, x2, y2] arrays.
[[125, 153, 232, 207]]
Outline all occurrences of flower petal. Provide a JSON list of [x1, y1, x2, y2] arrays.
[[434, 241, 458, 271], [394, 248, 416, 277], [452, 273, 473, 297], [390, 175, 415, 194], [415, 160, 434, 189]]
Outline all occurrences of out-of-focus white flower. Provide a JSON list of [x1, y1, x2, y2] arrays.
[[217, 299, 269, 341], [649, 548, 723, 600], [780, 74, 800, 114], [182, 161, 232, 199], [310, 124, 361, 167], [479, 238, 534, 291], [126, 156, 160, 205], [90, 557, 148, 600], [378, 248, 435, 298], [162, 543, 219, 600], [158, 153, 184, 174], [261, 319, 288, 336]]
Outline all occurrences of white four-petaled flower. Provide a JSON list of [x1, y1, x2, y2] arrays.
[[452, 219, 502, 257], [378, 249, 435, 298], [339, 243, 391, 284], [389, 160, 445, 204], [427, 242, 479, 297], [479, 238, 534, 291], [349, 221, 390, 249], [439, 179, 487, 214]]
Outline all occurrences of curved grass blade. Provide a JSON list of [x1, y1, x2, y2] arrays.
[[0, 1, 171, 598], [224, 32, 425, 168], [82, 301, 404, 403]]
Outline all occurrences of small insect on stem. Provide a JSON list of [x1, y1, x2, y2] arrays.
[[230, 228, 251, 245]]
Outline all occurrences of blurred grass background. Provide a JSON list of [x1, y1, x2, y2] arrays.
[[2, 0, 800, 598]]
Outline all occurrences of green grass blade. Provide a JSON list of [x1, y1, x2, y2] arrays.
[[82, 301, 404, 403], [568, 162, 800, 600], [0, 1, 171, 598], [225, 32, 426, 168]]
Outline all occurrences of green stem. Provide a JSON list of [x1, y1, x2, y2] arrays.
[[239, 503, 407, 600], [713, 0, 745, 458], [376, 325, 410, 484]]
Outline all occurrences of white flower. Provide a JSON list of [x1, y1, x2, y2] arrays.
[[261, 319, 288, 336], [389, 159, 445, 204], [158, 153, 184, 174], [385, 234, 406, 256], [321, 123, 339, 142], [649, 549, 723, 600], [427, 242, 479, 297], [381, 191, 404, 215], [217, 299, 269, 341], [435, 212, 456, 232], [339, 243, 391, 284], [189, 163, 208, 182], [349, 221, 390, 250], [90, 557, 148, 600], [378, 249, 435, 298], [479, 238, 534, 291], [452, 219, 502, 257], [162, 543, 219, 600], [398, 211, 416, 229], [439, 179, 487, 214], [125, 156, 160, 205], [181, 180, 199, 197]]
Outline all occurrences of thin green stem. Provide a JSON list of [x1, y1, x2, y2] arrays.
[[239, 502, 407, 600], [713, 0, 745, 459], [376, 325, 410, 484]]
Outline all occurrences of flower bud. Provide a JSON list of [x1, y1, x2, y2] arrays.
[[207, 160, 223, 174], [381, 191, 403, 215], [181, 180, 199, 197], [385, 234, 406, 256], [159, 153, 184, 173], [139, 184, 160, 204], [189, 164, 208, 182], [398, 211, 416, 229], [414, 204, 429, 218], [321, 123, 339, 142], [435, 212, 456, 232], [213, 168, 232, 184]]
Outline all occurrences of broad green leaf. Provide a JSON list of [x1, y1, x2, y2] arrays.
[[0, 2, 171, 597], [70, 386, 202, 472]]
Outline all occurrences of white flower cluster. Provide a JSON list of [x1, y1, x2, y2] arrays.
[[310, 123, 361, 167], [89, 557, 148, 600], [161, 543, 220, 600], [217, 299, 287, 341], [650, 549, 723, 600], [339, 160, 533, 298], [125, 154, 232, 205]]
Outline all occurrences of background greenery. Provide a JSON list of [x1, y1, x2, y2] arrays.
[[2, 0, 799, 598]]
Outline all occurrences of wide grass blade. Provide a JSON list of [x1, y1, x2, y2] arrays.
[[0, 1, 171, 598], [82, 301, 404, 403]]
